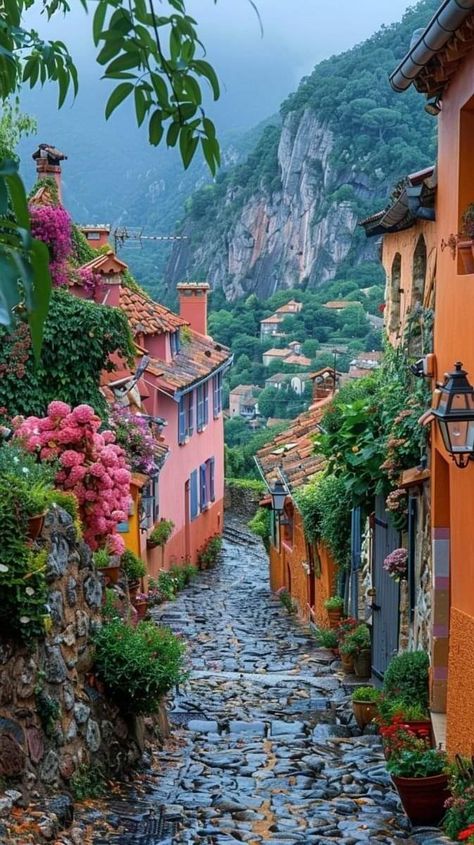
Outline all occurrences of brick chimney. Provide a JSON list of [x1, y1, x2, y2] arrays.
[[80, 225, 111, 250], [177, 282, 210, 336], [32, 144, 67, 204]]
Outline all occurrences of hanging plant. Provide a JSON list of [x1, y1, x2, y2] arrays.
[[385, 487, 408, 531], [383, 548, 408, 581]]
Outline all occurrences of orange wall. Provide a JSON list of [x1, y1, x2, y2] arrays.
[[431, 48, 474, 754], [268, 506, 336, 627], [381, 220, 437, 347]]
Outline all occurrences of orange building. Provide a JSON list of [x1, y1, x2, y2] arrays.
[[390, 2, 474, 755], [255, 397, 337, 627]]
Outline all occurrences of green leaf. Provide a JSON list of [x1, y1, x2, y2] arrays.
[[179, 127, 198, 169], [134, 86, 148, 127], [93, 1, 107, 45], [148, 110, 164, 146], [28, 240, 52, 363], [193, 59, 220, 100], [105, 81, 134, 119]]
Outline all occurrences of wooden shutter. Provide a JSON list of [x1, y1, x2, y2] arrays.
[[203, 380, 209, 425], [190, 470, 198, 520], [197, 385, 204, 430], [178, 396, 186, 444], [187, 391, 194, 436], [200, 463, 207, 510], [213, 375, 219, 418], [209, 457, 215, 502]]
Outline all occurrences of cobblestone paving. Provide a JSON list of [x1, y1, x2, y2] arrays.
[[83, 520, 450, 845]]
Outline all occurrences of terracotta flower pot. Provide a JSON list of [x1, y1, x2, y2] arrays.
[[128, 580, 139, 601], [392, 772, 450, 826], [27, 512, 46, 541], [400, 718, 434, 746], [353, 700, 378, 730], [354, 649, 371, 678], [458, 238, 474, 274], [100, 564, 121, 585], [340, 652, 355, 674], [327, 608, 343, 629], [134, 600, 148, 621]]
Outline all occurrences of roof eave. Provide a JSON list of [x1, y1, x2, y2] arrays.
[[389, 0, 474, 93]]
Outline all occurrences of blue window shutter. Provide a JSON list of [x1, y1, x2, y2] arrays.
[[187, 391, 194, 436], [178, 397, 186, 443], [197, 384, 203, 430], [213, 375, 218, 418], [204, 381, 209, 425], [190, 470, 198, 520], [200, 463, 207, 510], [209, 457, 215, 502], [218, 372, 222, 414]]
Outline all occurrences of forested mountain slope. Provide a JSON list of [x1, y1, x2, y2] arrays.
[[165, 0, 438, 301]]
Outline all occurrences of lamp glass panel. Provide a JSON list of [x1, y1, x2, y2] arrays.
[[446, 419, 472, 452]]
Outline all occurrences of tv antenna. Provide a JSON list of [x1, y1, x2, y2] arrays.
[[113, 226, 189, 252]]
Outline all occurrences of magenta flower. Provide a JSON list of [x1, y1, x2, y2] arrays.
[[383, 548, 408, 581]]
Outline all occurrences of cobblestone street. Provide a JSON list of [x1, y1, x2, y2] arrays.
[[81, 521, 449, 845]]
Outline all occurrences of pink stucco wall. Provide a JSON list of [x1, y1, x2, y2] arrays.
[[144, 385, 225, 573]]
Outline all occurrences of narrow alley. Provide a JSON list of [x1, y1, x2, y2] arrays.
[[78, 522, 449, 845]]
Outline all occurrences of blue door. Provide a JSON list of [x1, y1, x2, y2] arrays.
[[372, 495, 400, 682]]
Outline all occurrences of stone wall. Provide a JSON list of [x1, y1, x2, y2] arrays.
[[224, 482, 262, 521], [0, 508, 161, 800]]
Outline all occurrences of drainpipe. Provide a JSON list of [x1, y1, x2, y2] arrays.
[[389, 0, 474, 93]]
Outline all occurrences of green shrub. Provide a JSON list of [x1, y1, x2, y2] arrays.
[[93, 620, 186, 714], [382, 650, 429, 711], [0, 478, 48, 641], [121, 550, 146, 582], [248, 508, 271, 550], [443, 757, 474, 840], [93, 548, 111, 570], [313, 627, 338, 649], [352, 686, 381, 703], [277, 587, 296, 615], [70, 763, 106, 801], [324, 595, 344, 611], [226, 477, 266, 493], [198, 534, 222, 568], [149, 519, 174, 547], [157, 570, 179, 600], [47, 489, 79, 521], [387, 745, 447, 779]]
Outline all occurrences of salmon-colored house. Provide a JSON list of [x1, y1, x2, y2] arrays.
[[390, 1, 474, 755], [31, 147, 233, 578]]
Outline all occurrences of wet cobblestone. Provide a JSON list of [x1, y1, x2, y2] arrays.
[[76, 519, 450, 845]]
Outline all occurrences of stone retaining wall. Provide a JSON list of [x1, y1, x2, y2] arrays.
[[0, 508, 165, 800], [224, 482, 262, 521]]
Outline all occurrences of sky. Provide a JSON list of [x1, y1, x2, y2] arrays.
[[23, 0, 415, 133]]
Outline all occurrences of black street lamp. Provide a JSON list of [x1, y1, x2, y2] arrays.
[[270, 478, 287, 513], [432, 362, 474, 468]]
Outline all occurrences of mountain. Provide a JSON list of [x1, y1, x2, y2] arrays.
[[164, 0, 438, 302]]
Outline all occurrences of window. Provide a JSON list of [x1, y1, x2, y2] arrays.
[[388, 253, 402, 334], [170, 330, 181, 357], [199, 463, 208, 510], [213, 371, 223, 417], [141, 478, 159, 529], [412, 235, 426, 307], [190, 470, 199, 520], [197, 381, 209, 431]]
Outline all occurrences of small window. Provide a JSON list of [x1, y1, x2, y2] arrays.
[[170, 331, 181, 357], [213, 372, 223, 417], [388, 253, 402, 333], [203, 380, 209, 426], [186, 390, 194, 437], [207, 457, 216, 502], [178, 396, 186, 444], [86, 231, 101, 241]]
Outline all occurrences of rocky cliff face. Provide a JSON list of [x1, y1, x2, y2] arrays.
[[166, 108, 384, 300], [165, 0, 438, 301]]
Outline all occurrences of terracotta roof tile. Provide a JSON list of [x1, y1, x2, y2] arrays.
[[154, 330, 232, 393], [119, 287, 187, 335], [261, 314, 283, 324], [256, 405, 327, 492]]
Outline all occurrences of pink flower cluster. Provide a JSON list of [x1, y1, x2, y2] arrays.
[[13, 401, 131, 552], [71, 266, 101, 296], [383, 547, 408, 581], [29, 203, 72, 288]]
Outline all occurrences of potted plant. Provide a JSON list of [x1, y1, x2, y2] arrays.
[[121, 550, 146, 599], [341, 624, 371, 677], [458, 202, 474, 274], [25, 482, 51, 540], [324, 595, 344, 628], [352, 686, 381, 729], [378, 698, 433, 745], [443, 756, 474, 842], [339, 636, 356, 674], [313, 626, 338, 653], [132, 592, 148, 621], [387, 736, 449, 826], [93, 548, 121, 585]]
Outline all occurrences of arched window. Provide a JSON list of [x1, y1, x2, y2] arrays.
[[412, 235, 427, 306], [389, 253, 402, 332]]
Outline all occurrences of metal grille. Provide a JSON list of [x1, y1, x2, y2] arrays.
[[94, 808, 179, 844]]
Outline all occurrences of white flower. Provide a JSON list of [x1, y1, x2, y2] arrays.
[[0, 564, 9, 573], [22, 467, 29, 474], [13, 456, 19, 464], [19, 617, 30, 624], [25, 587, 35, 596]]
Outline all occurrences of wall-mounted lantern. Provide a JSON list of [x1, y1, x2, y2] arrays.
[[270, 478, 287, 513], [431, 362, 474, 468]]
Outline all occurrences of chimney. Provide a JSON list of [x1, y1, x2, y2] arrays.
[[177, 282, 210, 336], [80, 224, 111, 250], [32, 143, 67, 204]]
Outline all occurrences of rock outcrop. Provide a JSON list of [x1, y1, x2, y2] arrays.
[[0, 508, 166, 802]]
